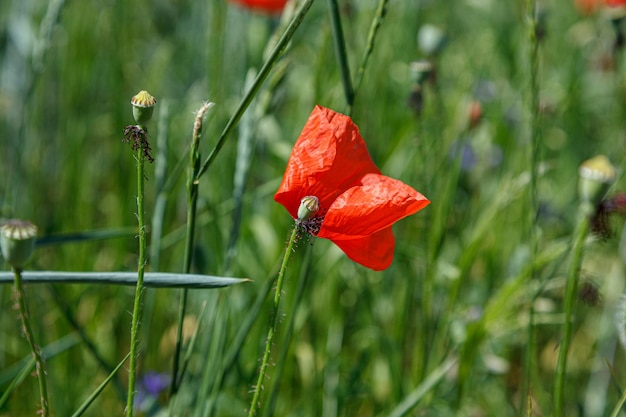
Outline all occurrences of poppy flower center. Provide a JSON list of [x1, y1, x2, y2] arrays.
[[297, 215, 324, 237], [297, 196, 320, 221], [296, 196, 324, 236]]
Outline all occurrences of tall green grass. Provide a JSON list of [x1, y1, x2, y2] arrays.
[[2, 0, 626, 416]]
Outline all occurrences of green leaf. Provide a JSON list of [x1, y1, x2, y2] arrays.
[[0, 271, 251, 288]]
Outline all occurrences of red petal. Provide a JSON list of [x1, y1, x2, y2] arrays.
[[330, 228, 395, 271], [229, 0, 287, 13], [318, 173, 430, 240], [274, 106, 380, 218], [575, 0, 600, 13]]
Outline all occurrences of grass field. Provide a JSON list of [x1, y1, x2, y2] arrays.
[[2, 0, 626, 416]]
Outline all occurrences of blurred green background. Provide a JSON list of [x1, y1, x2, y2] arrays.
[[2, 0, 626, 415]]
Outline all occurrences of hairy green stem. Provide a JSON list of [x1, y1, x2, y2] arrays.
[[247, 224, 299, 417], [262, 243, 314, 417], [523, 0, 541, 411], [553, 209, 590, 416], [12, 268, 49, 416], [126, 147, 147, 417]]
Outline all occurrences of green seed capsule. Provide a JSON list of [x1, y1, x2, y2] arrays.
[[1, 220, 37, 270]]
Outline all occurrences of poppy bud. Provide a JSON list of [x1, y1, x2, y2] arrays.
[[579, 155, 616, 212], [468, 100, 482, 130], [410, 60, 433, 85], [417, 24, 447, 57], [131, 90, 157, 126], [297, 196, 320, 221], [0, 219, 37, 270]]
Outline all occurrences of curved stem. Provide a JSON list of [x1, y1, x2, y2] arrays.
[[327, 0, 353, 112], [126, 148, 147, 417], [247, 224, 299, 417], [553, 210, 590, 417], [196, 0, 317, 181], [352, 0, 388, 105], [12, 268, 49, 416]]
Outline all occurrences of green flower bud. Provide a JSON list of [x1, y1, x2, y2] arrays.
[[1, 219, 37, 270], [579, 155, 616, 212], [417, 24, 447, 57], [131, 90, 156, 125], [298, 196, 320, 221]]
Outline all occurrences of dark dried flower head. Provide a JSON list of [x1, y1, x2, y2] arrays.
[[579, 279, 603, 307], [297, 215, 324, 238], [590, 193, 626, 238], [123, 125, 154, 163], [407, 85, 425, 116]]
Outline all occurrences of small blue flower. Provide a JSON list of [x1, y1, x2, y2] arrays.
[[134, 372, 171, 413]]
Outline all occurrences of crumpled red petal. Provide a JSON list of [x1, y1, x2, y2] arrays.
[[317, 173, 430, 240], [274, 105, 380, 218], [330, 227, 395, 271], [229, 0, 287, 13], [606, 0, 626, 7]]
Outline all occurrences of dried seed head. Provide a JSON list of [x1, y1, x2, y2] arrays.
[[0, 219, 37, 270]]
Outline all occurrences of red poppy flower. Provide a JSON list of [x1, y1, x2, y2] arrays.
[[575, 0, 600, 14], [229, 0, 287, 13], [575, 0, 626, 14], [274, 105, 430, 271]]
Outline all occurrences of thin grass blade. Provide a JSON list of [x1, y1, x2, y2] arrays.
[[385, 357, 457, 417], [69, 352, 131, 417]]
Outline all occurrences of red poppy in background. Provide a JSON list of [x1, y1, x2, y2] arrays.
[[229, 0, 287, 13], [575, 0, 626, 14], [274, 106, 430, 271]]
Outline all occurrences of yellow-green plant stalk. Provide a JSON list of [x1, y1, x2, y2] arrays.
[[1, 219, 48, 416], [170, 101, 214, 399], [124, 90, 156, 417], [553, 155, 616, 416]]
